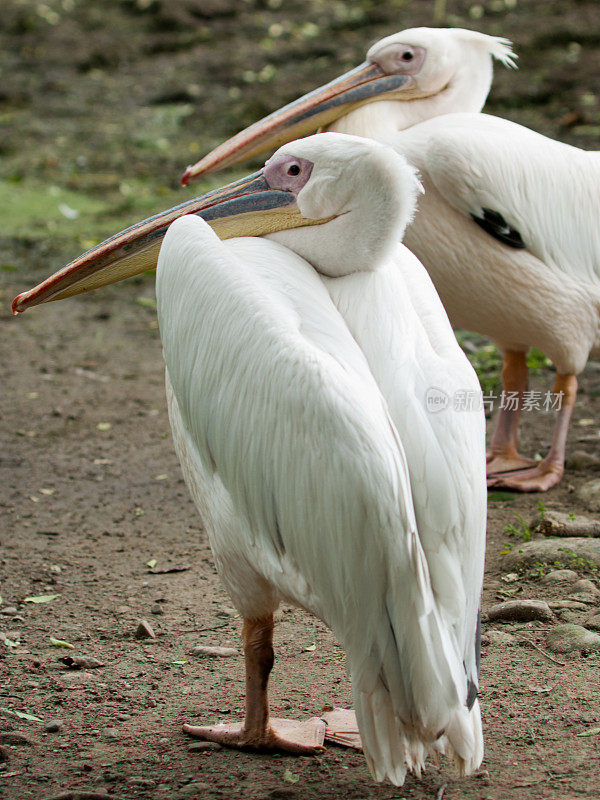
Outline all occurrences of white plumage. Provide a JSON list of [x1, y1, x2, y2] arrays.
[[181, 26, 596, 490], [157, 133, 486, 783]]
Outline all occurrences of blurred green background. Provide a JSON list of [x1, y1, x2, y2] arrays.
[[1, 0, 598, 386]]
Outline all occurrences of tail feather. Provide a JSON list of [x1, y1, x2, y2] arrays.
[[348, 538, 483, 785]]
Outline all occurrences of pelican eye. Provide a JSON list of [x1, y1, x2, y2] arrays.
[[401, 50, 414, 61], [287, 163, 301, 176]]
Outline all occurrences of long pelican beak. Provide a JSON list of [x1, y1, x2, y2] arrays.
[[181, 64, 418, 185], [12, 171, 329, 314]]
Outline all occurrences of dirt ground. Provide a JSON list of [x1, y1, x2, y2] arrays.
[[2, 1, 600, 798]]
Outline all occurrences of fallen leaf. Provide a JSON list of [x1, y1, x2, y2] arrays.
[[283, 769, 299, 784], [50, 637, 74, 649], [488, 492, 515, 502], [577, 725, 600, 737], [39, 488, 55, 496], [136, 296, 157, 310], [172, 659, 188, 665], [146, 558, 158, 569], [97, 422, 112, 431], [13, 711, 43, 722], [58, 202, 79, 219], [527, 685, 552, 694], [24, 594, 60, 604], [154, 474, 168, 481], [149, 564, 191, 574], [60, 655, 104, 669], [2, 638, 19, 648], [303, 643, 316, 652]]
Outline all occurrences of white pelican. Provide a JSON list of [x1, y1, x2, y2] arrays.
[[180, 27, 600, 492], [13, 133, 485, 785]]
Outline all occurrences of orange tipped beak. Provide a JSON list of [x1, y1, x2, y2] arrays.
[[181, 63, 416, 185]]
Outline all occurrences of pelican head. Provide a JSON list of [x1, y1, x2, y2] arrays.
[[12, 133, 419, 312], [181, 27, 516, 185]]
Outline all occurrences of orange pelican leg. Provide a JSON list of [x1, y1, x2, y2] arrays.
[[486, 350, 536, 477], [488, 374, 576, 492], [183, 614, 326, 754]]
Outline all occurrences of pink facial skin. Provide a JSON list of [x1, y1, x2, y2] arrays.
[[371, 44, 426, 77], [264, 155, 314, 195]]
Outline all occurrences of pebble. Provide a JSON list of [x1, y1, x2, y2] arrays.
[[115, 605, 131, 615], [151, 604, 164, 615], [45, 719, 64, 733], [502, 537, 600, 570], [546, 624, 600, 653], [485, 599, 553, 623], [0, 607, 18, 616], [541, 569, 579, 584], [585, 614, 600, 631], [126, 777, 156, 788], [188, 645, 238, 657], [572, 579, 600, 595], [548, 600, 589, 611], [0, 745, 10, 762], [178, 782, 211, 796], [566, 450, 600, 470], [135, 619, 156, 639], [188, 741, 222, 752], [42, 792, 110, 800], [217, 606, 237, 617], [484, 629, 516, 646], [0, 732, 34, 746], [534, 510, 600, 538], [558, 610, 580, 623], [578, 479, 600, 512]]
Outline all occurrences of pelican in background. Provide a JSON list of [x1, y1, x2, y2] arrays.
[[181, 26, 600, 492], [14, 133, 486, 785]]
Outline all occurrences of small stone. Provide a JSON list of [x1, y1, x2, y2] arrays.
[[571, 579, 600, 595], [567, 450, 600, 470], [585, 615, 600, 631], [547, 624, 600, 653], [548, 600, 589, 611], [541, 569, 579, 584], [151, 604, 164, 615], [0, 732, 34, 746], [534, 510, 600, 538], [485, 599, 553, 623], [126, 777, 156, 788], [217, 606, 237, 617], [0, 607, 18, 616], [485, 629, 516, 645], [567, 592, 599, 605], [188, 741, 222, 752], [135, 619, 155, 639], [0, 745, 10, 762], [578, 480, 600, 512], [115, 605, 131, 615], [188, 645, 238, 657], [558, 610, 580, 623], [178, 782, 211, 796], [44, 719, 64, 733], [502, 538, 600, 570]]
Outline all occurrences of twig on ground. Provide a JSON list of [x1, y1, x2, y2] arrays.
[[517, 637, 566, 666]]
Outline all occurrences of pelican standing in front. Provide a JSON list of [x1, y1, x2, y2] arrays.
[[13, 133, 486, 785], [181, 26, 600, 492]]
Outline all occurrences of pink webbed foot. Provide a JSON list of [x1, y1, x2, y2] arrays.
[[487, 460, 563, 492], [321, 707, 363, 751], [486, 451, 537, 477], [183, 717, 326, 755]]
